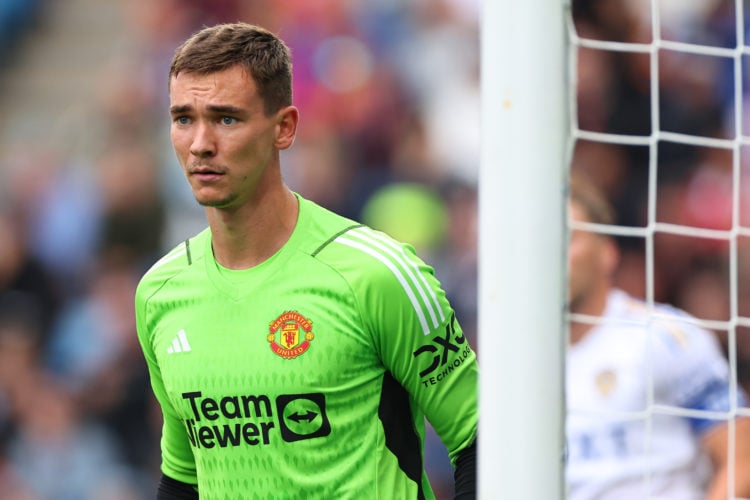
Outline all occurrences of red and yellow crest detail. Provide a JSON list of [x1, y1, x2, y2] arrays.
[[268, 311, 314, 359]]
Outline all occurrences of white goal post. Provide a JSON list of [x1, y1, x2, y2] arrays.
[[478, 0, 569, 498]]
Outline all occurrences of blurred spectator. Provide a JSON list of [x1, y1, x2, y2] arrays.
[[0, 208, 60, 346], [0, 294, 43, 443], [21, 159, 102, 296], [44, 248, 160, 469], [8, 375, 147, 499], [571, 0, 750, 396], [567, 171, 750, 499], [45, 251, 139, 392], [94, 141, 167, 267]]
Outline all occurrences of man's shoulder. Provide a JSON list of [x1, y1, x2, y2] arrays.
[[136, 228, 210, 295], [313, 221, 436, 299], [609, 289, 720, 356], [298, 197, 359, 244]]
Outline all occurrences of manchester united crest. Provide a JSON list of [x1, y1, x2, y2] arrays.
[[268, 311, 314, 359]]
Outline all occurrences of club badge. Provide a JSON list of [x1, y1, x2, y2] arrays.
[[595, 369, 617, 397], [268, 311, 314, 359]]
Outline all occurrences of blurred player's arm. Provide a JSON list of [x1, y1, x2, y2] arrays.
[[702, 416, 750, 500]]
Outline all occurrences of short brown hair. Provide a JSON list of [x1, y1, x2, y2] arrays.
[[169, 23, 293, 115], [568, 170, 615, 226]]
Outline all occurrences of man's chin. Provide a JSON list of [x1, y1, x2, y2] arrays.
[[195, 195, 237, 209]]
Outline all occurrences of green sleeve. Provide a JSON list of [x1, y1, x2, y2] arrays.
[[350, 231, 478, 463], [135, 279, 198, 485]]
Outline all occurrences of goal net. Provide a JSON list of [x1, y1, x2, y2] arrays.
[[567, 0, 750, 499]]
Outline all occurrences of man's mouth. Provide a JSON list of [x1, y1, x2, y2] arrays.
[[189, 164, 224, 178]]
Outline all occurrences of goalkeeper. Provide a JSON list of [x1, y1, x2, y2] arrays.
[[566, 172, 750, 499], [135, 22, 477, 499]]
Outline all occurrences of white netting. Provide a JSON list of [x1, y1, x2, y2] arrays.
[[567, 1, 750, 498]]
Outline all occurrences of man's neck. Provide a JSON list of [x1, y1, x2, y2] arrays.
[[207, 186, 299, 270], [568, 286, 611, 345]]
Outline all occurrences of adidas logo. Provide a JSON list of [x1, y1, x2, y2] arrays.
[[167, 329, 192, 354]]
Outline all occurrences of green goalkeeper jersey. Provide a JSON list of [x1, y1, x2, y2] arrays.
[[135, 194, 478, 499]]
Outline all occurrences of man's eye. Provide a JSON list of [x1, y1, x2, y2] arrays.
[[175, 116, 190, 125], [221, 116, 237, 125]]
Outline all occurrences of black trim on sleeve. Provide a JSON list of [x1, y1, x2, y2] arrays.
[[378, 371, 425, 500], [310, 223, 363, 256], [185, 239, 192, 265], [453, 440, 476, 499], [156, 474, 199, 500]]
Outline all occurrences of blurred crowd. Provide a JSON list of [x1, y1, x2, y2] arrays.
[[1, 0, 749, 498]]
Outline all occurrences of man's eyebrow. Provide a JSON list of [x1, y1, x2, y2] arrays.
[[169, 104, 246, 115], [206, 104, 245, 115], [169, 104, 192, 115]]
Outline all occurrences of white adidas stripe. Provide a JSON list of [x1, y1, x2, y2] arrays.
[[177, 329, 192, 351], [350, 227, 445, 326], [166, 329, 192, 354], [336, 236, 430, 335], [336, 227, 444, 335], [166, 339, 180, 354]]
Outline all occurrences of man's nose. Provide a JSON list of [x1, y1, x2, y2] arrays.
[[190, 123, 216, 157]]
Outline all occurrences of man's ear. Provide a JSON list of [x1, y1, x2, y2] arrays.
[[274, 105, 299, 150]]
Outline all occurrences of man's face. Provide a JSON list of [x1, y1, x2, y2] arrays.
[[568, 201, 614, 310], [169, 65, 281, 209]]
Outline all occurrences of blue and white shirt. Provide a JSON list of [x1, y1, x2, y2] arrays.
[[566, 289, 745, 499]]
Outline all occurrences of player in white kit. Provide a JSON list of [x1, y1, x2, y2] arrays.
[[566, 173, 750, 499]]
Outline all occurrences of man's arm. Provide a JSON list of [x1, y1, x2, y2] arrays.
[[345, 230, 478, 494], [702, 417, 750, 499], [135, 280, 199, 488]]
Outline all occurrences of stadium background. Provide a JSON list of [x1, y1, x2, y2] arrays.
[[0, 0, 746, 498]]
